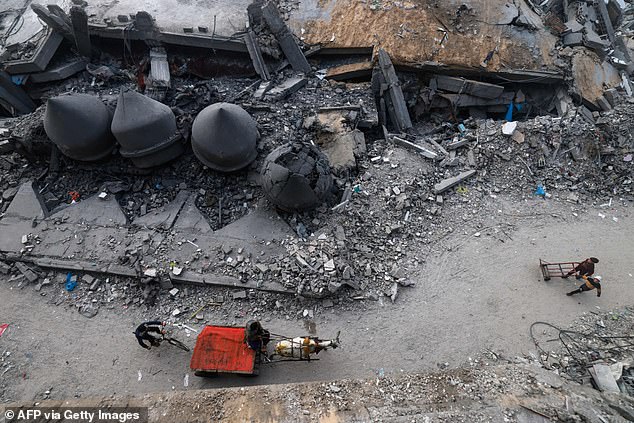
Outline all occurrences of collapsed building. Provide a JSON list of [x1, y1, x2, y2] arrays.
[[0, 0, 633, 407], [0, 0, 633, 296]]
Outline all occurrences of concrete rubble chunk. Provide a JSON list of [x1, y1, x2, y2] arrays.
[[15, 262, 38, 283], [111, 89, 184, 168], [434, 75, 504, 99], [244, 29, 270, 81], [433, 170, 477, 195], [232, 291, 248, 300], [392, 136, 437, 159], [266, 77, 308, 101], [44, 94, 115, 162], [191, 103, 258, 172], [261, 1, 311, 74], [376, 49, 412, 132], [591, 364, 620, 393], [502, 121, 517, 136]]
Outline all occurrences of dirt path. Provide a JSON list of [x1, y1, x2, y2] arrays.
[[1, 199, 633, 402]]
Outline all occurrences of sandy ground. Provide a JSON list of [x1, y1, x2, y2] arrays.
[[1, 197, 633, 403]]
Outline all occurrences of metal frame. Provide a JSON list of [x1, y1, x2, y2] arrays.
[[539, 259, 579, 281]]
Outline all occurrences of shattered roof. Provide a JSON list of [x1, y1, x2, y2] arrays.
[[289, 0, 559, 71]]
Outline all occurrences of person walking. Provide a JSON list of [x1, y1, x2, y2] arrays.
[[563, 257, 599, 279], [567, 275, 602, 297]]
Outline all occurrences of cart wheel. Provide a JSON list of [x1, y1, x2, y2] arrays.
[[194, 371, 218, 378]]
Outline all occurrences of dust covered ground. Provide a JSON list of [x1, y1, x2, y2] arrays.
[[1, 198, 633, 407]]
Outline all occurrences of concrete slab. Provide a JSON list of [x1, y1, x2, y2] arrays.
[[50, 194, 127, 226], [433, 170, 477, 194], [133, 190, 189, 230], [0, 0, 71, 58], [85, 0, 249, 39], [173, 194, 212, 234], [3, 181, 48, 221], [214, 204, 292, 242]]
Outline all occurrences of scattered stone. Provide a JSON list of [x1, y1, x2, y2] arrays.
[[502, 121, 517, 136]]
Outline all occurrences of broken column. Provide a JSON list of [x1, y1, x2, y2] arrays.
[[261, 143, 334, 212], [111, 89, 183, 168], [261, 1, 311, 74], [191, 103, 259, 172], [44, 94, 115, 161]]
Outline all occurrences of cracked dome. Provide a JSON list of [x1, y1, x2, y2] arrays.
[[261, 142, 334, 212]]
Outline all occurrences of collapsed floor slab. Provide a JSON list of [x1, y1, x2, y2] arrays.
[[0, 182, 295, 295]]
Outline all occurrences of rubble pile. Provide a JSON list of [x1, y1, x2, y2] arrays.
[[0, 0, 633, 308]]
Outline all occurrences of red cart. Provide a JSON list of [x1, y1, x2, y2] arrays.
[[190, 325, 260, 376]]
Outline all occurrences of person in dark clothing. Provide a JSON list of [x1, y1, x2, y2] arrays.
[[245, 320, 270, 352], [134, 321, 166, 350], [563, 257, 599, 279], [567, 275, 602, 297]]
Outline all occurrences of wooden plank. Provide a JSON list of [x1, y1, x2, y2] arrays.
[[377, 48, 412, 132], [70, 6, 92, 57], [435, 75, 504, 99], [261, 1, 311, 73]]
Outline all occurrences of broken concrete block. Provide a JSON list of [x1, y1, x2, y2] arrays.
[[144, 268, 157, 278], [172, 194, 211, 234], [261, 1, 311, 73], [0, 261, 11, 274], [319, 130, 366, 173], [596, 95, 612, 111], [435, 75, 504, 99], [502, 121, 517, 136], [254, 80, 274, 99], [82, 274, 95, 285], [392, 136, 437, 159], [232, 291, 248, 300], [511, 131, 525, 144], [169, 288, 179, 297], [266, 77, 308, 101], [89, 278, 101, 291], [603, 88, 619, 106], [591, 364, 620, 392], [563, 32, 583, 47], [15, 262, 38, 283], [433, 170, 477, 195], [324, 259, 335, 272]]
